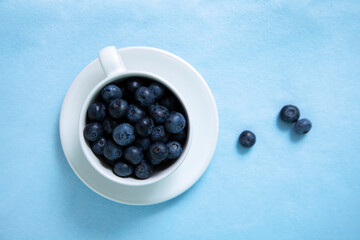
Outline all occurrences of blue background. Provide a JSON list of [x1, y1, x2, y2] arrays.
[[1, 0, 360, 239]]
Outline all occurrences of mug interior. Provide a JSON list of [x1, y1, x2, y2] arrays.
[[79, 71, 192, 186]]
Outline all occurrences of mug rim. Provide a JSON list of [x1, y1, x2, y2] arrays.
[[79, 70, 193, 187]]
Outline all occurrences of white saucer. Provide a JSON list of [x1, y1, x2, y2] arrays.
[[59, 47, 219, 205]]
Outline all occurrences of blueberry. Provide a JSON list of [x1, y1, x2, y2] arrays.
[[113, 161, 133, 178], [87, 102, 106, 122], [151, 125, 169, 142], [109, 99, 128, 119], [101, 84, 122, 103], [134, 160, 152, 179], [165, 112, 186, 134], [148, 142, 168, 165], [135, 117, 154, 137], [135, 87, 155, 107], [91, 137, 106, 155], [84, 122, 103, 142], [166, 141, 182, 159], [149, 83, 165, 100], [294, 118, 312, 134], [280, 105, 300, 123], [119, 86, 127, 99], [239, 130, 256, 148], [160, 95, 177, 110], [134, 137, 151, 152], [102, 118, 117, 135], [113, 123, 136, 146], [126, 78, 143, 93], [172, 129, 187, 142], [103, 140, 122, 164], [127, 104, 146, 123], [124, 146, 143, 165], [149, 104, 169, 124]]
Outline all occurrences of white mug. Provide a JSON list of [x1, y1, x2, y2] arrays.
[[79, 46, 193, 186]]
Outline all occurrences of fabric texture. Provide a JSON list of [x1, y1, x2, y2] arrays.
[[1, 1, 360, 239]]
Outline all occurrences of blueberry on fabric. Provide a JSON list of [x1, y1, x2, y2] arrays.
[[239, 130, 256, 148], [294, 118, 312, 134], [280, 105, 300, 123]]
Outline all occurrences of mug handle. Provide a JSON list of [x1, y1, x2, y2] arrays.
[[98, 46, 126, 77]]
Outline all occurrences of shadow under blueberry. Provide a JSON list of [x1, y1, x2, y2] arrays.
[[235, 138, 252, 155], [290, 129, 306, 142], [276, 115, 292, 132], [276, 115, 306, 142], [54, 115, 191, 236]]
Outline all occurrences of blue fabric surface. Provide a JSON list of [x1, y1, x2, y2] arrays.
[[1, 1, 360, 239]]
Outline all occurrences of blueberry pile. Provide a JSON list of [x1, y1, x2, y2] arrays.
[[83, 77, 188, 180], [280, 105, 312, 134]]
